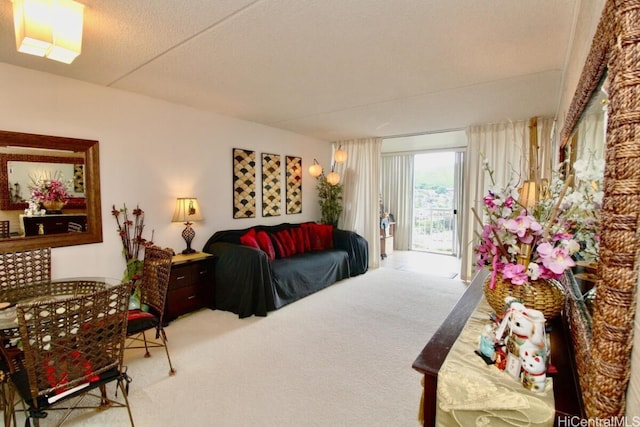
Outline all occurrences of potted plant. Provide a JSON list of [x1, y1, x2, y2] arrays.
[[316, 175, 343, 227]]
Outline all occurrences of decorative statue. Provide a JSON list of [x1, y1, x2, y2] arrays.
[[494, 297, 549, 387], [476, 324, 498, 363], [495, 298, 547, 356], [520, 340, 548, 392]]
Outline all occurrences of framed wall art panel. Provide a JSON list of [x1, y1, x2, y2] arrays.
[[262, 153, 281, 217], [233, 148, 256, 219], [286, 156, 302, 214]]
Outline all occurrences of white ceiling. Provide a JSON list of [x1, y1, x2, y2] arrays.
[[0, 0, 578, 142]]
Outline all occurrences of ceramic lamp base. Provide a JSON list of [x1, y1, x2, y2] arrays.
[[181, 222, 196, 254]]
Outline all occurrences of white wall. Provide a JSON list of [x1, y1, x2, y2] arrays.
[[0, 62, 331, 279]]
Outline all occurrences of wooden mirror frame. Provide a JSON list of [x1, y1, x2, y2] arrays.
[[0, 130, 103, 251], [560, 0, 639, 418]]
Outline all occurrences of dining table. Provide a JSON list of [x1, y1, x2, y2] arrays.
[[0, 277, 127, 426], [0, 277, 126, 370]]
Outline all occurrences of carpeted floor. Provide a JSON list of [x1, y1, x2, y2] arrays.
[[8, 266, 467, 427]]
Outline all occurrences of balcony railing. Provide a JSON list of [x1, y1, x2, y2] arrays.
[[412, 207, 455, 254]]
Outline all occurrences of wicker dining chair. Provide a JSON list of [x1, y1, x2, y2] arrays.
[[8, 281, 134, 426], [126, 246, 176, 375], [0, 248, 52, 301], [0, 247, 53, 420]]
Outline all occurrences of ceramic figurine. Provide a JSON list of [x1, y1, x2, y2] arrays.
[[494, 347, 508, 371], [478, 324, 497, 361], [494, 297, 549, 386], [520, 341, 547, 392], [495, 297, 547, 357]]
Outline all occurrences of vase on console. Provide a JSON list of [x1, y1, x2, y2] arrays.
[[42, 200, 65, 214], [483, 273, 565, 320]]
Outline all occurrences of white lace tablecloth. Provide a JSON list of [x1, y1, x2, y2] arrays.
[[436, 296, 555, 427]]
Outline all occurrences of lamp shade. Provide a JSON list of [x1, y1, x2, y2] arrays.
[[326, 171, 340, 186], [12, 0, 84, 64], [172, 198, 203, 223], [308, 160, 323, 178], [518, 181, 537, 210], [334, 147, 347, 163]]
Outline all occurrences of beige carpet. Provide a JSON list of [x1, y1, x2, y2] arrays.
[[9, 266, 467, 427]]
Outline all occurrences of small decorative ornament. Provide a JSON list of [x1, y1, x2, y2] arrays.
[[494, 298, 550, 391], [520, 342, 548, 392], [475, 324, 498, 364]]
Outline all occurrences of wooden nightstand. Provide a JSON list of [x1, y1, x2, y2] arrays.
[[164, 252, 215, 323]]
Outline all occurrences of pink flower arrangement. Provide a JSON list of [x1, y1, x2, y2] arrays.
[[474, 159, 591, 289], [29, 178, 72, 203]]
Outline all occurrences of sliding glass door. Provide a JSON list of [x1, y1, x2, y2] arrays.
[[412, 151, 462, 255]]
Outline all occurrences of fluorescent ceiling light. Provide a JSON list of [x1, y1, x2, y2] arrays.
[[12, 0, 84, 64]]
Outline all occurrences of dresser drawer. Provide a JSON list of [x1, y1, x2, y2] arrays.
[[166, 285, 204, 319], [168, 263, 201, 290], [163, 252, 215, 322]]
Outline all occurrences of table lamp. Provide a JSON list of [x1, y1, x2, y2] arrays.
[[172, 197, 203, 254]]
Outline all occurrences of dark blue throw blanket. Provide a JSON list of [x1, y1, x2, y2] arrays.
[[202, 223, 368, 318]]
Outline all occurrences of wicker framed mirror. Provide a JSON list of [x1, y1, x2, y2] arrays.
[[0, 130, 103, 251], [560, 0, 639, 418]]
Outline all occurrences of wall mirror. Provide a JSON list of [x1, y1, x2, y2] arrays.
[[0, 130, 102, 250], [559, 0, 639, 419], [562, 72, 608, 182]]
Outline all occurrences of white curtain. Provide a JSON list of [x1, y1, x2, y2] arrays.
[[381, 154, 414, 251], [333, 138, 382, 269], [454, 151, 465, 257], [576, 110, 607, 161], [537, 118, 556, 180], [461, 119, 553, 282]]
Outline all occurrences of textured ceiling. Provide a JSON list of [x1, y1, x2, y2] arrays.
[[0, 0, 578, 141]]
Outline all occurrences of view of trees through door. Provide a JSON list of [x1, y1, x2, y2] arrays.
[[412, 151, 458, 254]]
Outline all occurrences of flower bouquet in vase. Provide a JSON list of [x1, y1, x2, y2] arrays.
[[28, 173, 72, 214], [112, 204, 153, 310], [473, 157, 602, 319]]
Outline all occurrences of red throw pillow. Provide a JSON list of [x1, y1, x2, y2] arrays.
[[276, 229, 297, 257], [240, 228, 260, 250], [255, 231, 276, 261], [269, 232, 287, 258], [316, 224, 334, 249], [301, 223, 322, 251], [290, 227, 305, 254], [301, 224, 312, 251], [305, 223, 324, 251]]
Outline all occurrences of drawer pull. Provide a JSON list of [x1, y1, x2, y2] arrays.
[[187, 295, 196, 300], [176, 275, 186, 281], [199, 270, 208, 275]]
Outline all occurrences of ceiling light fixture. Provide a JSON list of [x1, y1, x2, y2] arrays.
[[12, 0, 85, 64]]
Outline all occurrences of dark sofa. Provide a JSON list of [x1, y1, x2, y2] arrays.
[[202, 222, 368, 318]]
